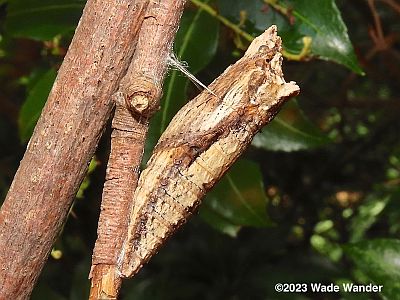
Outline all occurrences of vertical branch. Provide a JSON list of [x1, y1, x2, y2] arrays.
[[88, 102, 148, 300], [89, 1, 187, 299], [0, 0, 149, 299]]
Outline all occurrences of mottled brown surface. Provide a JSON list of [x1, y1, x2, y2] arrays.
[[118, 26, 300, 277], [0, 0, 149, 298], [89, 1, 186, 299], [89, 99, 148, 300]]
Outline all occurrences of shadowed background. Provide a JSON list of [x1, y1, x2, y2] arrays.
[[0, 0, 399, 299]]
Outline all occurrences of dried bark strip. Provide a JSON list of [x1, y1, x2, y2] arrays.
[[89, 0, 186, 298], [119, 26, 300, 277], [0, 1, 149, 298]]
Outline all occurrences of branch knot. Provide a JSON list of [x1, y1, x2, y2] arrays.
[[123, 76, 161, 118]]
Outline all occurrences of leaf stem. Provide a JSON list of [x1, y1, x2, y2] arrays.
[[264, 0, 290, 17], [263, 0, 319, 31], [190, 0, 311, 61], [283, 36, 312, 61], [190, 0, 254, 42]]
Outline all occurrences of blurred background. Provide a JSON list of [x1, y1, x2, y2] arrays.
[[1, 0, 400, 299]]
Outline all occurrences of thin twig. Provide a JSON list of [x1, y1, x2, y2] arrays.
[[368, 0, 388, 51], [380, 0, 400, 14], [190, 0, 254, 41], [89, 1, 187, 299]]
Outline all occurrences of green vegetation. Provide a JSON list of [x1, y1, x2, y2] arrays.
[[0, 0, 399, 299]]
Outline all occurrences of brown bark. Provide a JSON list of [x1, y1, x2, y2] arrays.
[[89, 1, 186, 299], [119, 26, 300, 277], [88, 103, 148, 300], [0, 0, 149, 298]]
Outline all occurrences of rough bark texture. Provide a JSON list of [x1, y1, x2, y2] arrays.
[[118, 26, 300, 277], [88, 103, 148, 300], [89, 1, 186, 298], [0, 0, 149, 298]]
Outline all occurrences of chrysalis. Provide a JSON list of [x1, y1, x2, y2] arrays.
[[118, 26, 300, 277]]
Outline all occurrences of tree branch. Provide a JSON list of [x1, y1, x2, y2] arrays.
[[0, 0, 149, 298], [89, 1, 186, 299]]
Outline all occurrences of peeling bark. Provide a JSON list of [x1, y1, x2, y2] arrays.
[[89, 1, 186, 299], [118, 25, 300, 277], [0, 1, 148, 298]]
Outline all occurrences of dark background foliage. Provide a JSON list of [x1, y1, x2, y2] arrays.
[[1, 0, 400, 299]]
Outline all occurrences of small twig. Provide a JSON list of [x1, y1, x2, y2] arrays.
[[190, 0, 254, 41], [264, 0, 295, 24], [368, 0, 388, 51], [380, 0, 400, 14], [89, 100, 149, 300], [89, 1, 186, 299]]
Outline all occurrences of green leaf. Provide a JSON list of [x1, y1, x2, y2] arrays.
[[217, 0, 363, 74], [282, 0, 364, 74], [199, 204, 241, 237], [349, 194, 390, 243], [217, 0, 291, 40], [145, 3, 219, 163], [252, 101, 330, 152], [5, 0, 85, 40], [345, 239, 400, 299], [199, 160, 273, 235], [385, 189, 400, 235], [18, 68, 57, 142], [310, 234, 343, 262]]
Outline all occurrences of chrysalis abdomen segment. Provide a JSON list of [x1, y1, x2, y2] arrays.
[[119, 124, 255, 276]]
